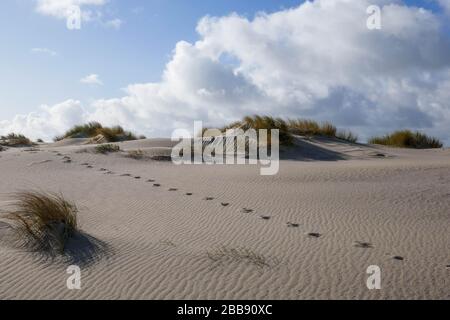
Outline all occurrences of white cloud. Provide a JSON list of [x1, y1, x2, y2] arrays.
[[35, 0, 107, 19], [437, 0, 450, 15], [31, 47, 57, 56], [4, 0, 450, 144], [80, 74, 103, 86], [35, 0, 121, 28], [0, 100, 86, 141]]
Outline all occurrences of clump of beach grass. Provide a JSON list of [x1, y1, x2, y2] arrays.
[[207, 245, 276, 269], [0, 133, 33, 147], [54, 122, 138, 143], [287, 119, 338, 137], [125, 149, 146, 160], [94, 144, 121, 154], [369, 130, 443, 149], [215, 116, 358, 146], [1, 191, 109, 265], [2, 191, 78, 254], [222, 115, 294, 146], [336, 130, 358, 143]]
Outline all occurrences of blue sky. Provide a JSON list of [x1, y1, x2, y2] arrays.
[[1, 0, 450, 143], [0, 0, 303, 120]]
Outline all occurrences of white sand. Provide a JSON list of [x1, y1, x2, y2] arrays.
[[0, 138, 449, 300]]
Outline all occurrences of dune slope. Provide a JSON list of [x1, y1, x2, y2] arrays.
[[0, 138, 449, 299]]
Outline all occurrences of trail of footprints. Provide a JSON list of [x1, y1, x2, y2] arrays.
[[49, 150, 421, 264]]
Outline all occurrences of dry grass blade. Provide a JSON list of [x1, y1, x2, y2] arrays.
[[95, 144, 121, 154], [1, 191, 110, 265], [54, 122, 139, 142], [125, 149, 146, 160], [369, 130, 442, 149], [207, 245, 277, 269], [3, 191, 78, 254], [0, 133, 33, 147]]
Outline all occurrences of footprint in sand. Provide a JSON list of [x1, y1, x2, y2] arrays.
[[287, 222, 299, 228], [393, 256, 405, 261], [168, 188, 178, 191], [204, 197, 215, 201], [241, 208, 254, 213], [221, 203, 230, 207], [308, 233, 322, 238], [354, 241, 373, 249]]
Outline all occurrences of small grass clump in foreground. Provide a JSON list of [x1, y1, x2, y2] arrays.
[[207, 245, 278, 269], [95, 144, 121, 154], [54, 122, 138, 143], [0, 133, 33, 147], [2, 191, 78, 253], [369, 130, 443, 149]]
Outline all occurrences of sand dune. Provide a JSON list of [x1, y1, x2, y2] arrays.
[[0, 138, 449, 300]]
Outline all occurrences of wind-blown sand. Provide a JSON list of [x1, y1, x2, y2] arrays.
[[0, 137, 449, 300]]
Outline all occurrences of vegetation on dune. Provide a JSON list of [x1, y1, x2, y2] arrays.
[[369, 130, 443, 149], [287, 119, 337, 137], [230, 115, 294, 146], [125, 149, 146, 160], [54, 122, 138, 143], [0, 133, 33, 147], [336, 130, 359, 143], [200, 116, 293, 146], [206, 115, 359, 146], [94, 144, 121, 154], [2, 191, 79, 253]]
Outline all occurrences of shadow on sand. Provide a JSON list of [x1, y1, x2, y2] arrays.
[[61, 231, 112, 267], [0, 223, 112, 268], [280, 138, 347, 161]]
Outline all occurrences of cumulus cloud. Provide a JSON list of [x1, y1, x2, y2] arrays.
[[0, 100, 86, 141], [437, 0, 450, 15], [31, 47, 58, 56], [35, 0, 122, 28], [4, 0, 450, 144], [35, 0, 107, 19], [80, 74, 103, 85]]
